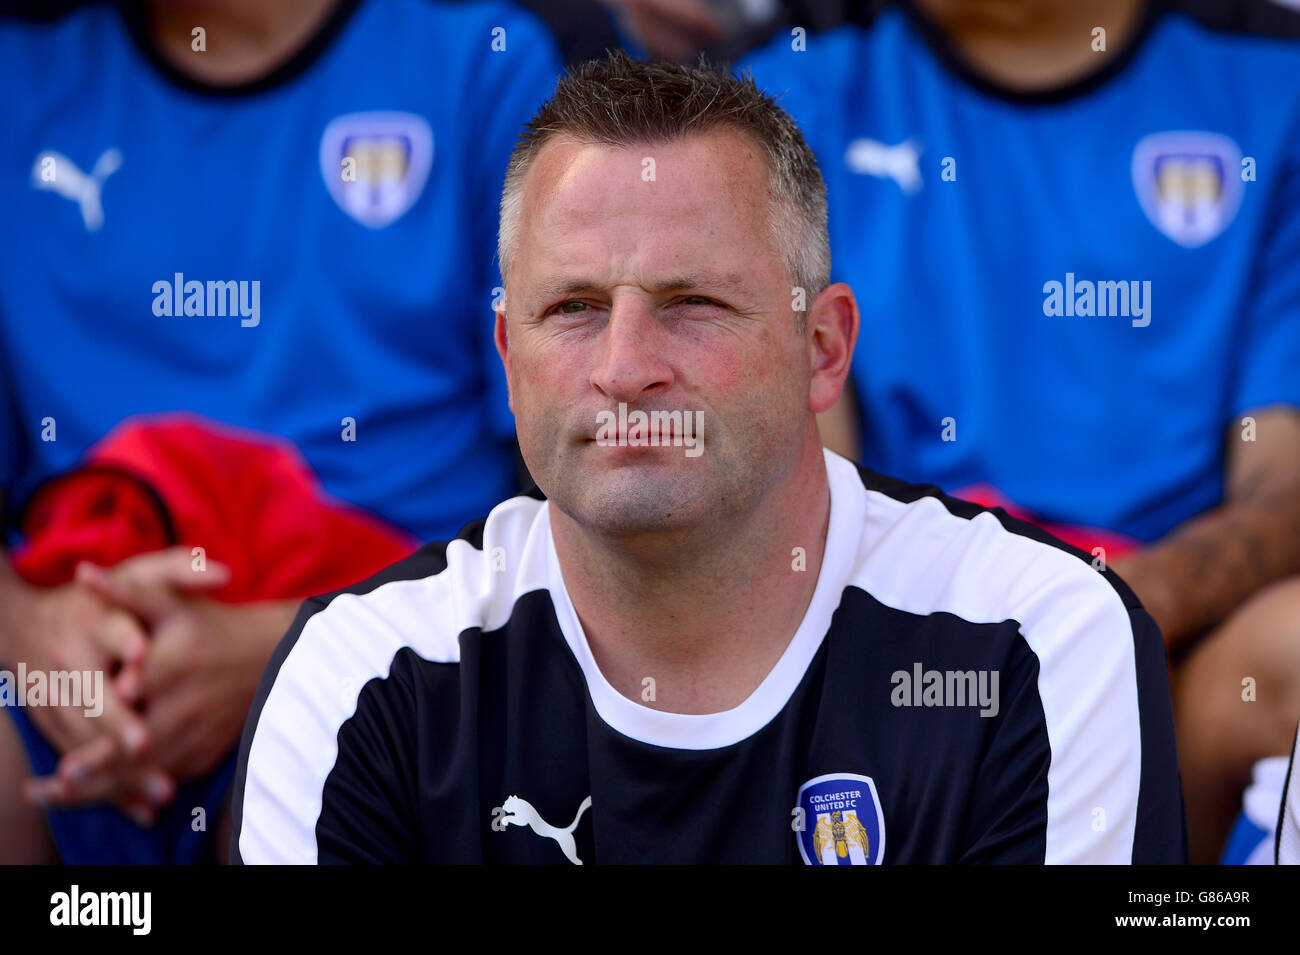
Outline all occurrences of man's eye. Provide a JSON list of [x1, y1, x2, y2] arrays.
[[556, 301, 588, 314], [680, 296, 716, 306]]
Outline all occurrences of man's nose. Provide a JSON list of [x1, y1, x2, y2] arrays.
[[590, 297, 673, 403]]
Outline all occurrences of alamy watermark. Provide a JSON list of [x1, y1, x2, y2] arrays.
[[1042, 272, 1150, 327], [595, 402, 703, 457], [0, 664, 103, 717], [151, 273, 260, 327], [891, 662, 999, 718], [50, 885, 150, 935]]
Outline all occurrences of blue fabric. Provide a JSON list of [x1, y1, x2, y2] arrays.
[[743, 7, 1300, 541]]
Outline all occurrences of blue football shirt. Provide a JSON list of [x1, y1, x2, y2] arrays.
[[0, 0, 567, 544], [743, 0, 1300, 542]]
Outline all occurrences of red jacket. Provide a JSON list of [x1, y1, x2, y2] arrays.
[[11, 415, 420, 602]]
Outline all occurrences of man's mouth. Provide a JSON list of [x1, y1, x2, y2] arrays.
[[584, 403, 707, 458]]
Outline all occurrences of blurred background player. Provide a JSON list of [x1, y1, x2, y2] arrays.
[[742, 0, 1300, 863], [0, 0, 610, 862]]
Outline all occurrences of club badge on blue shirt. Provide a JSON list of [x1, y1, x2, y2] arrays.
[[1131, 131, 1242, 248], [796, 773, 886, 865], [320, 111, 433, 229]]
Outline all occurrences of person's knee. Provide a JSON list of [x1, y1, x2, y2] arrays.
[[1227, 576, 1300, 735], [1178, 574, 1300, 760]]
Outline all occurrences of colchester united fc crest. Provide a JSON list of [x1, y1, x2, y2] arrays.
[[796, 773, 885, 865], [1131, 130, 1242, 248], [320, 111, 433, 229]]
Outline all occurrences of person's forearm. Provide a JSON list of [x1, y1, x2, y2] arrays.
[[244, 600, 300, 656], [229, 599, 303, 693], [1119, 489, 1300, 650]]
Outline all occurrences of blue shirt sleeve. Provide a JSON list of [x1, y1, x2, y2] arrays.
[[1231, 134, 1300, 420]]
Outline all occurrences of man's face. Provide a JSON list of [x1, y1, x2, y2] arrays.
[[499, 128, 814, 537]]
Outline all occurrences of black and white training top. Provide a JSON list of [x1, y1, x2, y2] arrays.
[[231, 449, 1186, 864]]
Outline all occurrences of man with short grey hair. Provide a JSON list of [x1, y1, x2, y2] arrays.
[[231, 52, 1184, 864]]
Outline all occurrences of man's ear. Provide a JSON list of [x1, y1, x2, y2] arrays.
[[494, 306, 514, 413], [806, 282, 859, 415]]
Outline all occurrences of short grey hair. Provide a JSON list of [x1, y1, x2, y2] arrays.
[[497, 51, 831, 329]]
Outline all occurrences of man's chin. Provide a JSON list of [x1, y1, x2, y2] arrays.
[[554, 465, 709, 536]]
